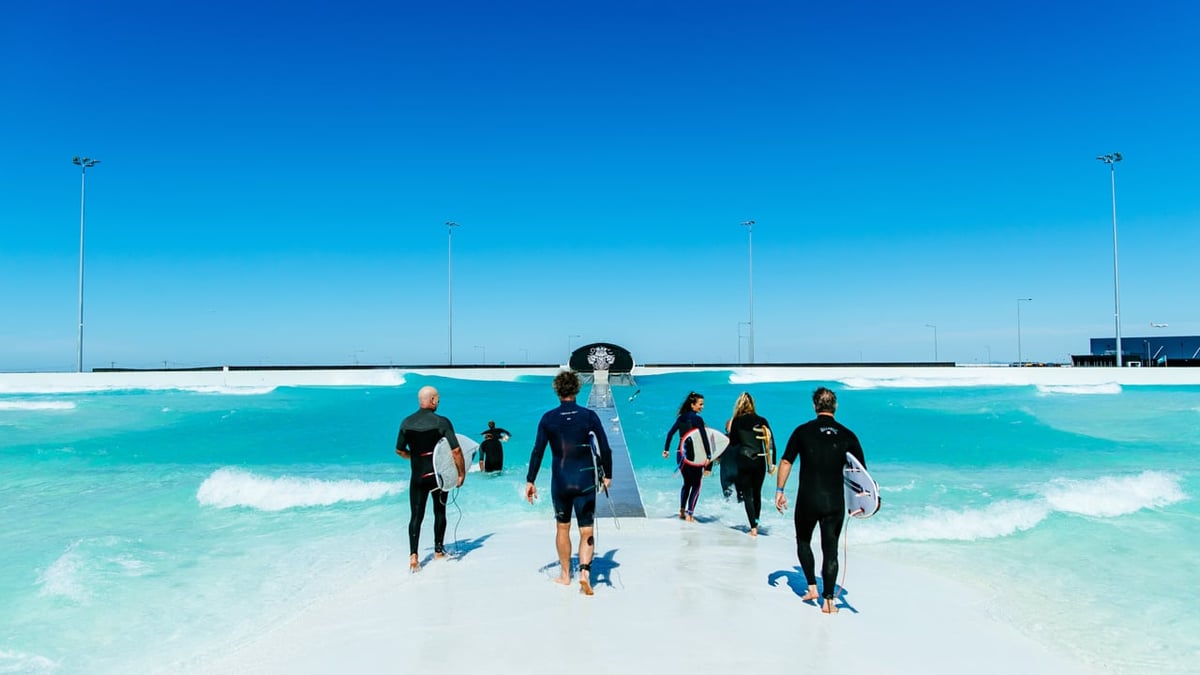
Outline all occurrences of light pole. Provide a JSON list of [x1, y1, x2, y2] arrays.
[[740, 220, 755, 363], [737, 321, 751, 364], [925, 324, 938, 361], [1016, 297, 1032, 364], [445, 221, 460, 365], [1097, 152, 1123, 366], [72, 156, 100, 372]]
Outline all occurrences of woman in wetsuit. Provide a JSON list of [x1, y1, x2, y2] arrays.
[[725, 392, 776, 537], [663, 391, 712, 522]]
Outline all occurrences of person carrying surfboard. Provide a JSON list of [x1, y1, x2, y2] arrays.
[[774, 387, 867, 614], [663, 391, 713, 522], [477, 420, 511, 472], [524, 370, 613, 596], [724, 392, 776, 537], [395, 385, 465, 573]]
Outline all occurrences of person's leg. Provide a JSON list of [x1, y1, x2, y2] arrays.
[[682, 464, 702, 520], [554, 521, 572, 585], [747, 460, 766, 534], [794, 510, 819, 601], [432, 489, 448, 557], [817, 513, 845, 613], [408, 480, 429, 570], [577, 494, 597, 595]]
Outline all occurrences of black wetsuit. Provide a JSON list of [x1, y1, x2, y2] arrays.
[[478, 427, 509, 472], [527, 402, 613, 527], [726, 413, 774, 530], [781, 414, 865, 600], [396, 408, 459, 556], [663, 411, 712, 516]]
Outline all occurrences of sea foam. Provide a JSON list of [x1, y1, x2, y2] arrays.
[[1036, 383, 1122, 395], [196, 467, 405, 511], [0, 650, 57, 674], [0, 400, 77, 411]]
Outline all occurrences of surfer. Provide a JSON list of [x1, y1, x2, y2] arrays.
[[477, 420, 510, 472], [774, 387, 866, 614], [724, 392, 776, 537], [395, 385, 464, 573], [663, 391, 713, 522], [524, 370, 613, 595]]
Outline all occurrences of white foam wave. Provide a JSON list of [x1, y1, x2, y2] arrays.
[[177, 385, 278, 395], [1042, 471, 1185, 517], [0, 650, 58, 674], [0, 400, 76, 411], [196, 467, 405, 511], [1036, 383, 1122, 395], [852, 471, 1185, 544], [37, 543, 90, 602]]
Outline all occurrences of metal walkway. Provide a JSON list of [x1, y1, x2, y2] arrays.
[[586, 376, 646, 517]]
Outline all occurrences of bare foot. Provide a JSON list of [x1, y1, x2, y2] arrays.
[[679, 510, 686, 520], [580, 570, 594, 596], [822, 598, 839, 614], [554, 572, 571, 586], [685, 515, 696, 522], [409, 555, 420, 573], [799, 586, 819, 602], [434, 551, 447, 560], [749, 527, 758, 537]]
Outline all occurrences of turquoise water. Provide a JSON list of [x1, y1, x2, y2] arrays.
[[1, 372, 1196, 673]]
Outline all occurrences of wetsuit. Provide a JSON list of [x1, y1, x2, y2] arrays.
[[527, 402, 612, 527], [726, 413, 774, 530], [396, 408, 459, 556], [663, 411, 712, 516], [478, 427, 509, 472], [781, 414, 865, 600]]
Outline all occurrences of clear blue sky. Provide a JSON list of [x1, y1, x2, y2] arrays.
[[3, 0, 1199, 370]]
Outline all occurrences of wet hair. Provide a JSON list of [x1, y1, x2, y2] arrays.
[[731, 391, 756, 419], [553, 370, 581, 399], [676, 391, 704, 417], [812, 387, 837, 414]]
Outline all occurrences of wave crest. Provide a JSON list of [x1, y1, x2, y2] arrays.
[[1036, 383, 1122, 395], [0, 400, 77, 411], [1042, 471, 1185, 517], [196, 467, 404, 511]]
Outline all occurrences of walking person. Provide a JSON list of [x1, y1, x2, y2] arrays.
[[395, 385, 464, 573], [525, 371, 613, 595], [775, 387, 866, 613], [725, 392, 775, 537], [663, 391, 712, 522]]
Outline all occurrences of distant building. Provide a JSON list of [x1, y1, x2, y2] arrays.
[[1073, 335, 1200, 367]]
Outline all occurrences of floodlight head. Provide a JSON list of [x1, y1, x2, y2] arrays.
[[740, 220, 754, 227], [1113, 152, 1123, 161], [72, 156, 82, 165], [445, 221, 459, 227]]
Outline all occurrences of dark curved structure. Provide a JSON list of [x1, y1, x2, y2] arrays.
[[568, 342, 635, 375]]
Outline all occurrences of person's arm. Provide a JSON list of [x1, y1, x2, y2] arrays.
[[591, 412, 614, 489], [848, 431, 866, 469], [525, 421, 549, 503], [395, 426, 410, 459], [441, 419, 465, 487], [663, 419, 680, 457], [696, 416, 712, 460], [775, 426, 802, 511]]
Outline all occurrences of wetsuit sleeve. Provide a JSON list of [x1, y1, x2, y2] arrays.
[[526, 418, 549, 484], [847, 429, 866, 469], [495, 428, 511, 439], [590, 411, 614, 479], [664, 418, 682, 454], [695, 415, 712, 459], [763, 417, 777, 465], [781, 426, 803, 465], [439, 418, 460, 450], [395, 424, 407, 453]]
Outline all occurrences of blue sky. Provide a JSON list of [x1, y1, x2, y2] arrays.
[[3, 0, 1199, 370]]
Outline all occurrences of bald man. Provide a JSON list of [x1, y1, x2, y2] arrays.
[[396, 385, 464, 572]]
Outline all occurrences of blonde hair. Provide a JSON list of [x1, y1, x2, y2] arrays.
[[730, 391, 756, 419]]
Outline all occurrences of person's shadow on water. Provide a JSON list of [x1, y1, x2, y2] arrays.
[[766, 566, 858, 614], [537, 548, 621, 589]]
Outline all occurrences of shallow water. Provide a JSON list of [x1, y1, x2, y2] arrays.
[[1, 372, 1195, 673]]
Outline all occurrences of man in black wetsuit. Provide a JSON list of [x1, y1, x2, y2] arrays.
[[774, 387, 866, 614], [395, 385, 464, 573], [477, 420, 511, 472], [524, 370, 613, 595]]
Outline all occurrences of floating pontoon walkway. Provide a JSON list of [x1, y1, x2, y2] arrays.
[[586, 377, 646, 518]]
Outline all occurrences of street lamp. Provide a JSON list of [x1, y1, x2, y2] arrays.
[[1016, 298, 1032, 364], [740, 220, 755, 363], [1097, 152, 1123, 366], [737, 321, 751, 364], [925, 324, 938, 361], [445, 221, 460, 365], [72, 156, 100, 372]]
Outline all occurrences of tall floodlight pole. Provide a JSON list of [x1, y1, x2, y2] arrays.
[[72, 156, 100, 372], [925, 323, 938, 361], [1097, 152, 1123, 366], [1016, 297, 1032, 364], [740, 220, 755, 363], [445, 221, 460, 365]]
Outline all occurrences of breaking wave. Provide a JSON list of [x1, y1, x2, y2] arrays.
[[196, 467, 405, 511]]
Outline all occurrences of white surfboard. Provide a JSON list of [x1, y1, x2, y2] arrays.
[[680, 428, 728, 467], [433, 433, 480, 491], [843, 452, 880, 518]]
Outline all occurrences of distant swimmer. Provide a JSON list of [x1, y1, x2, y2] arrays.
[[395, 385, 464, 573], [725, 392, 776, 537], [478, 420, 511, 472], [663, 391, 712, 522], [628, 389, 641, 402], [525, 370, 613, 595], [775, 387, 867, 614]]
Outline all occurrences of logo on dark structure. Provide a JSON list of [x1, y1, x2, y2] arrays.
[[587, 346, 616, 372]]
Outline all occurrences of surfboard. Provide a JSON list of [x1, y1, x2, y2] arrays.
[[755, 425, 775, 475], [433, 433, 480, 491], [843, 452, 880, 518], [680, 428, 728, 467]]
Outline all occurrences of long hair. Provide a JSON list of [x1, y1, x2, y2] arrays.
[[676, 391, 703, 417], [730, 391, 756, 419]]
